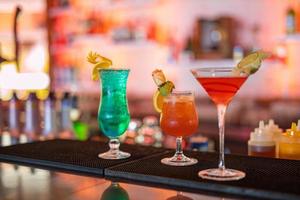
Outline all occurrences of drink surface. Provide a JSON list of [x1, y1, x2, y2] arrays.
[[98, 69, 130, 139], [160, 96, 198, 137], [196, 77, 247, 105]]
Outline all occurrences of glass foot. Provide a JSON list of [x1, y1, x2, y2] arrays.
[[198, 168, 245, 181], [161, 154, 198, 166], [98, 150, 130, 160]]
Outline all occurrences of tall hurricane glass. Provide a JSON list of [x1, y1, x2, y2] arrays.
[[98, 69, 130, 159], [192, 67, 247, 181]]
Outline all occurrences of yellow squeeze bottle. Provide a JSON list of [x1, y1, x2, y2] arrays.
[[278, 122, 300, 160]]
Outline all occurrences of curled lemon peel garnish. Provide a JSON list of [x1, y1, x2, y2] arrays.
[[234, 50, 270, 75], [152, 69, 175, 113], [87, 51, 113, 81]]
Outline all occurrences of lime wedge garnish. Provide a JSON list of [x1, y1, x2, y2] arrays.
[[152, 81, 175, 113], [236, 51, 270, 75], [87, 51, 113, 81], [159, 81, 175, 96]]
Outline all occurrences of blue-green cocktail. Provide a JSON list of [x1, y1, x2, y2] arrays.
[[98, 69, 130, 159]]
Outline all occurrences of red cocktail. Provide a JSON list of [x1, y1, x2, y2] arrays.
[[196, 77, 247, 105], [192, 67, 248, 181]]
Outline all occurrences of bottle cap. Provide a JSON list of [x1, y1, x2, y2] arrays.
[[266, 119, 282, 136], [285, 122, 300, 137], [249, 120, 275, 146], [27, 92, 38, 101]]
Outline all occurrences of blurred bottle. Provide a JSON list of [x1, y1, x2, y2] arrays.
[[8, 92, 20, 144], [1, 132, 11, 146], [70, 95, 80, 122], [189, 135, 209, 152], [0, 100, 3, 137], [42, 92, 57, 139], [71, 94, 89, 141], [248, 121, 276, 158], [278, 122, 300, 160], [286, 6, 296, 34], [60, 92, 73, 138], [120, 119, 142, 145], [24, 93, 40, 142], [265, 119, 283, 157], [136, 116, 163, 147]]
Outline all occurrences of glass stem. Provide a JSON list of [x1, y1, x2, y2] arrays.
[[175, 136, 183, 158], [217, 104, 227, 171], [109, 138, 120, 154]]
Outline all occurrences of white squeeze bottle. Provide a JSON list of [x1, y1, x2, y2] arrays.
[[266, 119, 283, 157], [248, 121, 276, 158]]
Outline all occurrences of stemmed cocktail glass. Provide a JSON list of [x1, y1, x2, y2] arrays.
[[98, 69, 131, 160], [160, 91, 198, 166], [192, 67, 247, 181]]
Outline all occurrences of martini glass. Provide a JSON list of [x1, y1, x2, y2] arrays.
[[191, 67, 247, 181], [98, 69, 131, 159]]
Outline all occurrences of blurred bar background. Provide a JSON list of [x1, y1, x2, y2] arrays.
[[1, 0, 300, 155]]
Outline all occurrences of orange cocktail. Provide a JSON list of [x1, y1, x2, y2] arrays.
[[160, 91, 198, 166], [161, 95, 198, 137]]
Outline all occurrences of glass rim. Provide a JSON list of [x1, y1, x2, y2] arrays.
[[98, 68, 130, 71], [163, 91, 194, 102], [191, 67, 236, 73], [191, 67, 249, 77], [166, 90, 194, 97], [164, 90, 195, 101]]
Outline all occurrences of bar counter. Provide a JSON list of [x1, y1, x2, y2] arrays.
[[0, 139, 299, 200]]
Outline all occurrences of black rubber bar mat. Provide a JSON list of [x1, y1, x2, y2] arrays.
[[105, 151, 300, 200], [0, 139, 167, 176]]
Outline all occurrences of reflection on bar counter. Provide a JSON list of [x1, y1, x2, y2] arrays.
[[278, 121, 300, 160], [101, 182, 130, 200]]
